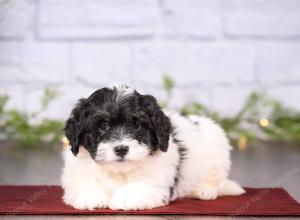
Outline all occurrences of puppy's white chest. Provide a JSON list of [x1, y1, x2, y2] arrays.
[[98, 169, 130, 195]]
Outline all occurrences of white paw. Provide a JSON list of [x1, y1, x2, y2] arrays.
[[218, 179, 245, 196], [109, 183, 167, 210], [196, 184, 218, 200], [64, 191, 109, 210]]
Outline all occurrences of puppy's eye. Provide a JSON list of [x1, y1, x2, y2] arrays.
[[132, 117, 141, 130], [98, 121, 109, 131]]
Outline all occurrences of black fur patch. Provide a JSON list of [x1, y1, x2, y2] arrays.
[[169, 130, 187, 199], [64, 86, 172, 160]]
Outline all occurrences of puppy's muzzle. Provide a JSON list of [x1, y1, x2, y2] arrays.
[[113, 145, 129, 157]]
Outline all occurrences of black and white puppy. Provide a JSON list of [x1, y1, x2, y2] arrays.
[[62, 83, 244, 210]]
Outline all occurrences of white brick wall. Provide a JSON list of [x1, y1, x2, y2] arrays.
[[38, 0, 160, 39], [163, 0, 222, 38], [72, 43, 132, 86], [223, 0, 300, 38], [0, 0, 34, 39], [132, 42, 256, 86], [0, 0, 300, 119]]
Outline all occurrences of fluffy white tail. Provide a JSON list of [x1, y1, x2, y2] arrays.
[[218, 179, 245, 196]]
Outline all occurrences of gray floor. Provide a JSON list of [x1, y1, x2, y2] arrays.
[[0, 140, 299, 220]]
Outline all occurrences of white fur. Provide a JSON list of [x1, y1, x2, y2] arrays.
[[62, 112, 245, 210], [95, 137, 150, 163], [108, 82, 135, 103]]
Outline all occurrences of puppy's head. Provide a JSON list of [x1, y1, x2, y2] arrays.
[[64, 84, 171, 164]]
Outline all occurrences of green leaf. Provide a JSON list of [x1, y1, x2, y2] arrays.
[[0, 94, 9, 114], [162, 74, 174, 96], [40, 87, 58, 110]]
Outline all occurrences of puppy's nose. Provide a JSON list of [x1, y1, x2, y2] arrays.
[[113, 145, 129, 157]]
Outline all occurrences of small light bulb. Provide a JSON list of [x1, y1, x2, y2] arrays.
[[62, 136, 70, 149], [238, 135, 247, 151], [259, 118, 269, 127]]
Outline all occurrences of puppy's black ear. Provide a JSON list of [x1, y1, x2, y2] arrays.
[[141, 95, 172, 152], [64, 99, 93, 156]]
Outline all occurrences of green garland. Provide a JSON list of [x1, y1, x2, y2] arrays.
[[0, 88, 63, 147], [0, 77, 299, 147], [162, 75, 300, 144]]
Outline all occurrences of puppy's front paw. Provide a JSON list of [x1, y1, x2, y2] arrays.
[[109, 183, 167, 210], [192, 184, 218, 200], [64, 191, 109, 210]]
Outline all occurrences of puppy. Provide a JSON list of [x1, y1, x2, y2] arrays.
[[62, 83, 245, 210]]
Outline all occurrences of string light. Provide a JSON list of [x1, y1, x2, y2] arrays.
[[238, 135, 247, 151], [62, 136, 69, 149], [259, 118, 269, 127]]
